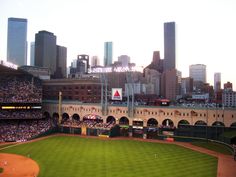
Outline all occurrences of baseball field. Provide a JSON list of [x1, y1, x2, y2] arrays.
[[0, 135, 217, 177]]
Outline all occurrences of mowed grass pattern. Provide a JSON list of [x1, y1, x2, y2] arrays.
[[0, 136, 217, 177]]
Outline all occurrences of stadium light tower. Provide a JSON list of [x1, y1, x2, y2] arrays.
[[126, 71, 134, 117], [58, 91, 62, 124], [100, 73, 108, 116]]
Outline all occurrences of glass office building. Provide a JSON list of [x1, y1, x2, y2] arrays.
[[7, 18, 27, 66], [104, 42, 113, 67], [164, 22, 175, 71]]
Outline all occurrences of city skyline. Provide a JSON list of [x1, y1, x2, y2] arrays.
[[0, 0, 236, 89]]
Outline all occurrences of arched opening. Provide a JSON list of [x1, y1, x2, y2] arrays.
[[119, 117, 129, 125], [52, 112, 59, 124], [162, 119, 174, 128], [230, 122, 236, 128], [62, 113, 69, 123], [147, 118, 158, 139], [212, 121, 225, 127], [119, 117, 129, 137], [106, 116, 116, 124], [147, 118, 158, 127], [178, 119, 190, 127], [194, 120, 207, 126], [72, 114, 80, 121], [43, 111, 50, 119]]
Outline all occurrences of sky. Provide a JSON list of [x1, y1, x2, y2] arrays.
[[0, 0, 236, 90]]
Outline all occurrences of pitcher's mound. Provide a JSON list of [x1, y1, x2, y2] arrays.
[[0, 153, 39, 177]]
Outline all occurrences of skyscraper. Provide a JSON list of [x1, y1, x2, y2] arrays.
[[91, 56, 100, 67], [104, 42, 113, 66], [214, 72, 221, 92], [30, 42, 35, 66], [55, 45, 67, 78], [189, 64, 207, 83], [7, 17, 27, 66], [164, 22, 175, 71], [118, 55, 130, 67], [35, 30, 57, 76], [161, 69, 178, 100]]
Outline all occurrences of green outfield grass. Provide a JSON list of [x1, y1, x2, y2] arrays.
[[191, 141, 233, 155], [0, 136, 217, 177]]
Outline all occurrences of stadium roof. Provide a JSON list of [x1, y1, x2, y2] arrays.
[[0, 63, 31, 75]]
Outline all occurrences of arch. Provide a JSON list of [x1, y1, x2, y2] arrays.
[[194, 120, 207, 126], [147, 118, 158, 127], [119, 116, 129, 125], [212, 121, 225, 127], [43, 111, 50, 119], [162, 119, 174, 127], [72, 113, 80, 121], [52, 112, 59, 124], [61, 113, 69, 123], [52, 112, 59, 119], [178, 119, 190, 127], [106, 116, 116, 123], [230, 122, 236, 128]]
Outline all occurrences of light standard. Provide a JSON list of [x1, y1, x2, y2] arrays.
[[206, 105, 208, 141]]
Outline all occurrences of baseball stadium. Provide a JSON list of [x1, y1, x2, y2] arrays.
[[1, 63, 236, 177]]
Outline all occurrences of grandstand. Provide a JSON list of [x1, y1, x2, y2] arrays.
[[0, 63, 56, 142]]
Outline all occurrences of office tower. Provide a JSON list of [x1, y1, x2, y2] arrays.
[[161, 69, 178, 101], [144, 68, 161, 95], [222, 90, 236, 107], [118, 55, 130, 67], [55, 45, 67, 78], [164, 22, 175, 71], [35, 30, 57, 76], [181, 77, 193, 95], [7, 17, 27, 66], [30, 42, 35, 66], [104, 42, 113, 66], [69, 54, 89, 77], [224, 82, 233, 91], [145, 51, 164, 73], [78, 55, 89, 73], [214, 72, 221, 92], [189, 64, 206, 83], [91, 56, 100, 67]]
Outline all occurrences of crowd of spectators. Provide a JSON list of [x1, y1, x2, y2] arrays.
[[0, 110, 42, 119], [61, 119, 115, 130], [0, 75, 42, 103], [0, 118, 56, 142]]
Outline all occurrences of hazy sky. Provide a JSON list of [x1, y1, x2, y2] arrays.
[[0, 0, 236, 89]]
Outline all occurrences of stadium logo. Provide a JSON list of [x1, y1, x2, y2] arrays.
[[112, 88, 122, 100]]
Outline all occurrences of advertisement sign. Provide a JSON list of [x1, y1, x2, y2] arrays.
[[112, 88, 122, 100]]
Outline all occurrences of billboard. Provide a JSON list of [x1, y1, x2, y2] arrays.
[[112, 88, 122, 100]]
